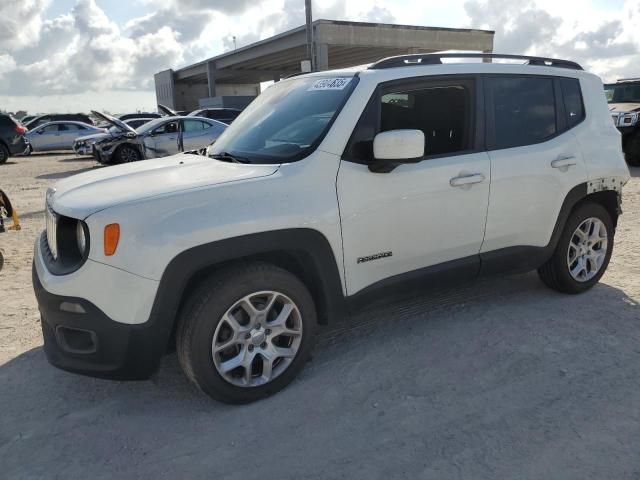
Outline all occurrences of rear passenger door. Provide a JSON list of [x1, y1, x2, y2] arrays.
[[58, 123, 86, 148], [481, 75, 589, 257], [181, 119, 218, 151], [338, 76, 491, 295]]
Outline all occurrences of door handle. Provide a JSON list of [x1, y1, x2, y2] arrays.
[[551, 156, 576, 169], [450, 173, 485, 187]]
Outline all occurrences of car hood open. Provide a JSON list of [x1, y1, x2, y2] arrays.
[[609, 103, 640, 113], [91, 110, 137, 134], [48, 153, 280, 219]]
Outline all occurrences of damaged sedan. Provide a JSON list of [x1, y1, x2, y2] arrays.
[[91, 111, 227, 164]]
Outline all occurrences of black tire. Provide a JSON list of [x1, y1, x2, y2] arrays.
[[177, 262, 317, 404], [116, 144, 141, 163], [624, 131, 640, 166], [0, 144, 9, 164], [0, 190, 13, 217], [538, 202, 614, 294]]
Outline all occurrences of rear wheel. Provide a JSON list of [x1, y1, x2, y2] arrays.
[[177, 263, 317, 404], [624, 131, 640, 166], [117, 144, 141, 163], [538, 202, 614, 294], [0, 144, 8, 164]]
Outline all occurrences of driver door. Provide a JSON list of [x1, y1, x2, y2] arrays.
[[143, 119, 180, 158], [337, 76, 491, 295]]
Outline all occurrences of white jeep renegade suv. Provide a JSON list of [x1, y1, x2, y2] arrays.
[[34, 54, 630, 403]]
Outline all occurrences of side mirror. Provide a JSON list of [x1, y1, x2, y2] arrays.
[[370, 129, 424, 173]]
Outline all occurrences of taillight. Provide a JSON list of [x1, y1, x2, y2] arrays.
[[15, 125, 26, 134]]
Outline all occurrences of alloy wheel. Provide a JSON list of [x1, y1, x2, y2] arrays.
[[567, 217, 608, 282], [212, 291, 303, 387], [120, 147, 138, 162]]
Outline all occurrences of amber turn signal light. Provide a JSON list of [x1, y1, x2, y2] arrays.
[[104, 224, 120, 256]]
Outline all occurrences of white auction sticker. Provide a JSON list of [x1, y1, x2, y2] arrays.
[[308, 78, 351, 91]]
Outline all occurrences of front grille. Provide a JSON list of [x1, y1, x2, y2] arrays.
[[45, 203, 58, 260]]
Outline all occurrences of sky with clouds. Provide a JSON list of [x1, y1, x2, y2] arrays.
[[0, 0, 638, 114]]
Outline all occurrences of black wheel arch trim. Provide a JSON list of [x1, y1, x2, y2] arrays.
[[148, 228, 346, 356], [479, 181, 619, 275]]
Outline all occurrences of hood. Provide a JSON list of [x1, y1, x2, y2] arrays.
[[49, 153, 280, 219], [158, 104, 178, 116], [91, 110, 137, 134], [609, 103, 640, 113]]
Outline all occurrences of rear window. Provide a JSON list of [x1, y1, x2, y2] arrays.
[[560, 78, 585, 128], [0, 115, 17, 127], [490, 77, 557, 150]]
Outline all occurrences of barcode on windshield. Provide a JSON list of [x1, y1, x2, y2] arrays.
[[308, 78, 351, 91]]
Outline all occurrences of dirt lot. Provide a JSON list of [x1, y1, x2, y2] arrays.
[[1, 153, 639, 479]]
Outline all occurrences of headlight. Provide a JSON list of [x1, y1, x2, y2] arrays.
[[76, 220, 87, 256], [619, 113, 639, 126]]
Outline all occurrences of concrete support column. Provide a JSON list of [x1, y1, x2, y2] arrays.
[[482, 49, 493, 63], [315, 42, 329, 71], [207, 61, 217, 97]]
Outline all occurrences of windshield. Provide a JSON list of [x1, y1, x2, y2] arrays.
[[605, 83, 640, 103], [209, 75, 357, 163]]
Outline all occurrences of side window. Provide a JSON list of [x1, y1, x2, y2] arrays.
[[343, 79, 476, 163], [154, 121, 178, 135], [183, 120, 208, 132], [490, 77, 556, 150], [560, 78, 585, 128], [380, 83, 473, 157], [42, 124, 60, 133]]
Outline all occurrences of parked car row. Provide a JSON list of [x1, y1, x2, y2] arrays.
[[0, 106, 241, 166]]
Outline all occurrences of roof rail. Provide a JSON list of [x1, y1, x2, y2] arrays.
[[369, 53, 583, 71], [617, 77, 640, 83]]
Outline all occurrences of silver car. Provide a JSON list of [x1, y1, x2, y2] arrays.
[[73, 118, 156, 156], [25, 121, 106, 153], [92, 111, 227, 164]]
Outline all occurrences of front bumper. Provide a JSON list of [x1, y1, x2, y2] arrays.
[[73, 143, 93, 156], [33, 233, 166, 380], [33, 263, 164, 380]]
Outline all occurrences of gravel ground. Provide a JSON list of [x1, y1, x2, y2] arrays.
[[1, 153, 639, 479]]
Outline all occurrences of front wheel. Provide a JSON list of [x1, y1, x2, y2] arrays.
[[177, 263, 317, 404], [117, 144, 141, 163], [538, 202, 614, 294]]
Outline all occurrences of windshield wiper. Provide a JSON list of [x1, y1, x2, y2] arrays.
[[209, 152, 251, 164]]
